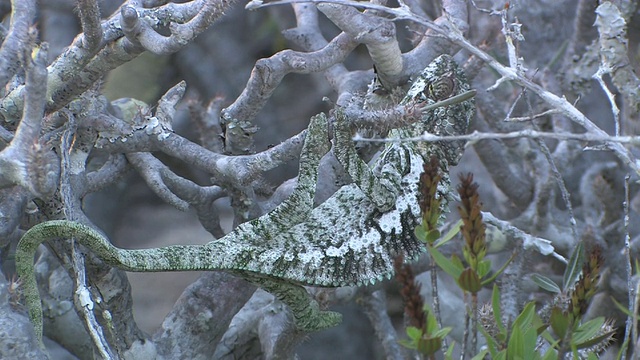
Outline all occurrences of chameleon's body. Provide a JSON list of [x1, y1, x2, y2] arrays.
[[16, 55, 474, 339]]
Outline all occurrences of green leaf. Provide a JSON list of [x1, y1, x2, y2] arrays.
[[471, 349, 489, 360], [571, 345, 580, 359], [611, 295, 633, 317], [427, 246, 463, 279], [549, 307, 569, 339], [481, 252, 515, 286], [425, 306, 438, 333], [507, 324, 524, 359], [451, 253, 464, 270], [415, 225, 427, 242], [541, 347, 558, 360], [444, 341, 455, 360], [458, 267, 482, 293], [426, 229, 441, 244], [615, 337, 630, 360], [574, 328, 615, 350], [531, 274, 561, 293], [563, 241, 584, 291], [433, 327, 452, 339], [522, 326, 539, 360], [406, 326, 422, 341], [477, 259, 491, 278], [540, 329, 560, 349], [398, 339, 417, 350], [513, 302, 536, 331], [463, 247, 474, 269], [479, 324, 499, 356], [492, 284, 506, 334], [417, 336, 442, 355], [494, 351, 507, 360], [434, 219, 462, 248], [535, 321, 549, 336], [572, 317, 604, 345]]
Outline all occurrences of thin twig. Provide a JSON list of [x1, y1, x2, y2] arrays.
[[592, 66, 620, 136], [354, 128, 640, 145], [430, 265, 446, 349], [471, 293, 477, 355], [536, 140, 579, 243], [518, 82, 579, 244], [622, 174, 633, 360], [460, 296, 469, 360]]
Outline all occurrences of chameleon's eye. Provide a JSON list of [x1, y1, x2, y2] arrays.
[[425, 73, 455, 101]]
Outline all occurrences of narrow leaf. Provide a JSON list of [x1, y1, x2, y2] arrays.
[[574, 329, 615, 350], [427, 246, 463, 279], [563, 241, 584, 291], [433, 327, 452, 339], [481, 252, 515, 286], [445, 341, 455, 360], [471, 349, 489, 360], [434, 219, 462, 248], [531, 274, 561, 293], [549, 307, 569, 339], [522, 326, 539, 358], [572, 317, 604, 344], [513, 302, 536, 330], [542, 348, 558, 360], [507, 325, 524, 359], [477, 259, 491, 278], [615, 337, 630, 360], [610, 295, 633, 317], [480, 325, 499, 356]]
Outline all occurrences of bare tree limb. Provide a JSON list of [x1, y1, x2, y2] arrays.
[[76, 0, 103, 51], [153, 272, 256, 358], [0, 41, 56, 197], [0, 0, 36, 90], [358, 290, 405, 360]]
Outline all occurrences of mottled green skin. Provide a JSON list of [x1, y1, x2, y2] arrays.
[[17, 55, 475, 342]]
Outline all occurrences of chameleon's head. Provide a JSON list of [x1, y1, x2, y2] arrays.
[[402, 54, 475, 169]]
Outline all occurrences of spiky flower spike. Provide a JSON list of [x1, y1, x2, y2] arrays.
[[418, 155, 444, 242], [394, 254, 426, 329], [569, 245, 603, 323], [457, 173, 487, 272]]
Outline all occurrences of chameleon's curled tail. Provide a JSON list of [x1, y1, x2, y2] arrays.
[[16, 220, 215, 341]]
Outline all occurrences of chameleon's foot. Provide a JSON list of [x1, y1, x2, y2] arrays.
[[246, 274, 342, 332]]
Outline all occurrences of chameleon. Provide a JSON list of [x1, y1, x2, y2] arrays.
[[16, 54, 475, 342]]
